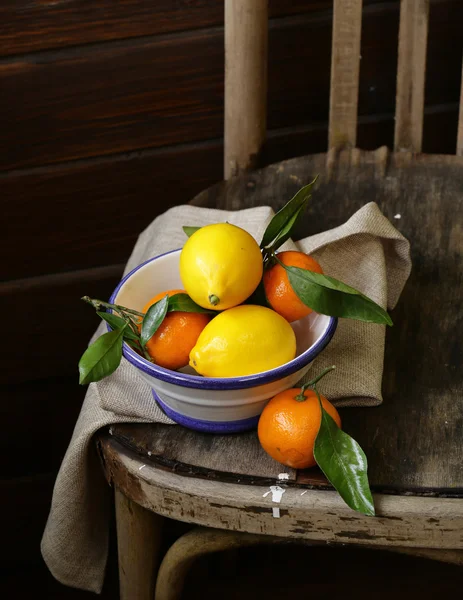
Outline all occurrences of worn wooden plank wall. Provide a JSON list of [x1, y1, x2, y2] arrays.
[[1, 0, 462, 565]]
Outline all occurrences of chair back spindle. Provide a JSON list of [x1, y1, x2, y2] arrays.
[[223, 0, 462, 177], [224, 0, 268, 179], [328, 0, 363, 150], [394, 0, 430, 153], [457, 61, 463, 156]]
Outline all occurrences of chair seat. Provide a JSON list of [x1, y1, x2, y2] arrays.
[[105, 148, 462, 496], [97, 148, 463, 600]]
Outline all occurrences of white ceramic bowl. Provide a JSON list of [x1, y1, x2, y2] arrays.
[[109, 249, 337, 433]]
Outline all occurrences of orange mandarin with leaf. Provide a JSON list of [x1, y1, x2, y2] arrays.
[[258, 387, 341, 469], [263, 250, 323, 322], [142, 289, 210, 371]]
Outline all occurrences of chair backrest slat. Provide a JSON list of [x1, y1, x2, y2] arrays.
[[224, 0, 268, 179], [223, 0, 460, 177], [394, 0, 430, 153], [457, 59, 463, 156], [328, 0, 363, 150]]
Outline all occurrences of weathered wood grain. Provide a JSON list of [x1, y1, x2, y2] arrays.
[[0, 140, 223, 281], [224, 0, 268, 178], [394, 0, 430, 152], [0, 29, 223, 171], [328, 0, 363, 149], [1, 2, 461, 171], [0, 264, 123, 384], [0, 0, 336, 57], [101, 438, 463, 549], [110, 423, 296, 483], [115, 488, 163, 600], [1, 106, 459, 281]]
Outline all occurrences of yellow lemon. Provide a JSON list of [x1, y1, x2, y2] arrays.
[[179, 223, 263, 310], [189, 305, 297, 377]]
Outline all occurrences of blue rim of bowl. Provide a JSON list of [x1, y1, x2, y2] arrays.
[[108, 249, 338, 391], [152, 390, 260, 433]]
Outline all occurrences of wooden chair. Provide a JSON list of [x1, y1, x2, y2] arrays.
[[97, 1, 463, 598]]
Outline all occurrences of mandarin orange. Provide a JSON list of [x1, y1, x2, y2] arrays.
[[263, 250, 323, 322], [142, 289, 210, 371], [257, 388, 341, 469]]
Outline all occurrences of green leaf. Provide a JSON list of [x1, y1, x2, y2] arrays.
[[183, 226, 201, 237], [141, 295, 169, 346], [284, 265, 393, 326], [314, 395, 375, 516], [260, 178, 317, 249], [97, 311, 139, 341], [269, 198, 309, 252], [78, 327, 126, 385], [167, 293, 215, 314]]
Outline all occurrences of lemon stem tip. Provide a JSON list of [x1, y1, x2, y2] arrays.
[[208, 294, 220, 306]]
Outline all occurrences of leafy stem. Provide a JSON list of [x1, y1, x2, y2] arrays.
[[137, 338, 154, 362], [261, 247, 276, 269], [295, 365, 336, 401], [260, 177, 318, 251], [127, 315, 143, 338], [81, 296, 145, 318], [305, 368, 376, 516], [272, 253, 392, 326], [79, 292, 212, 384]]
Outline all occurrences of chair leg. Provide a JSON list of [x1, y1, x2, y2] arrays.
[[154, 527, 313, 600], [115, 487, 164, 600]]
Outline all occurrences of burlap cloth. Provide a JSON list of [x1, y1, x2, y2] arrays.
[[41, 202, 411, 593]]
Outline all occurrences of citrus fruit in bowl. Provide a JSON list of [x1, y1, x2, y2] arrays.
[[179, 222, 263, 310], [189, 304, 297, 377], [141, 289, 211, 371], [108, 249, 337, 434]]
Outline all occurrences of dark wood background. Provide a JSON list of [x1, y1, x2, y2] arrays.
[[1, 0, 462, 590]]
